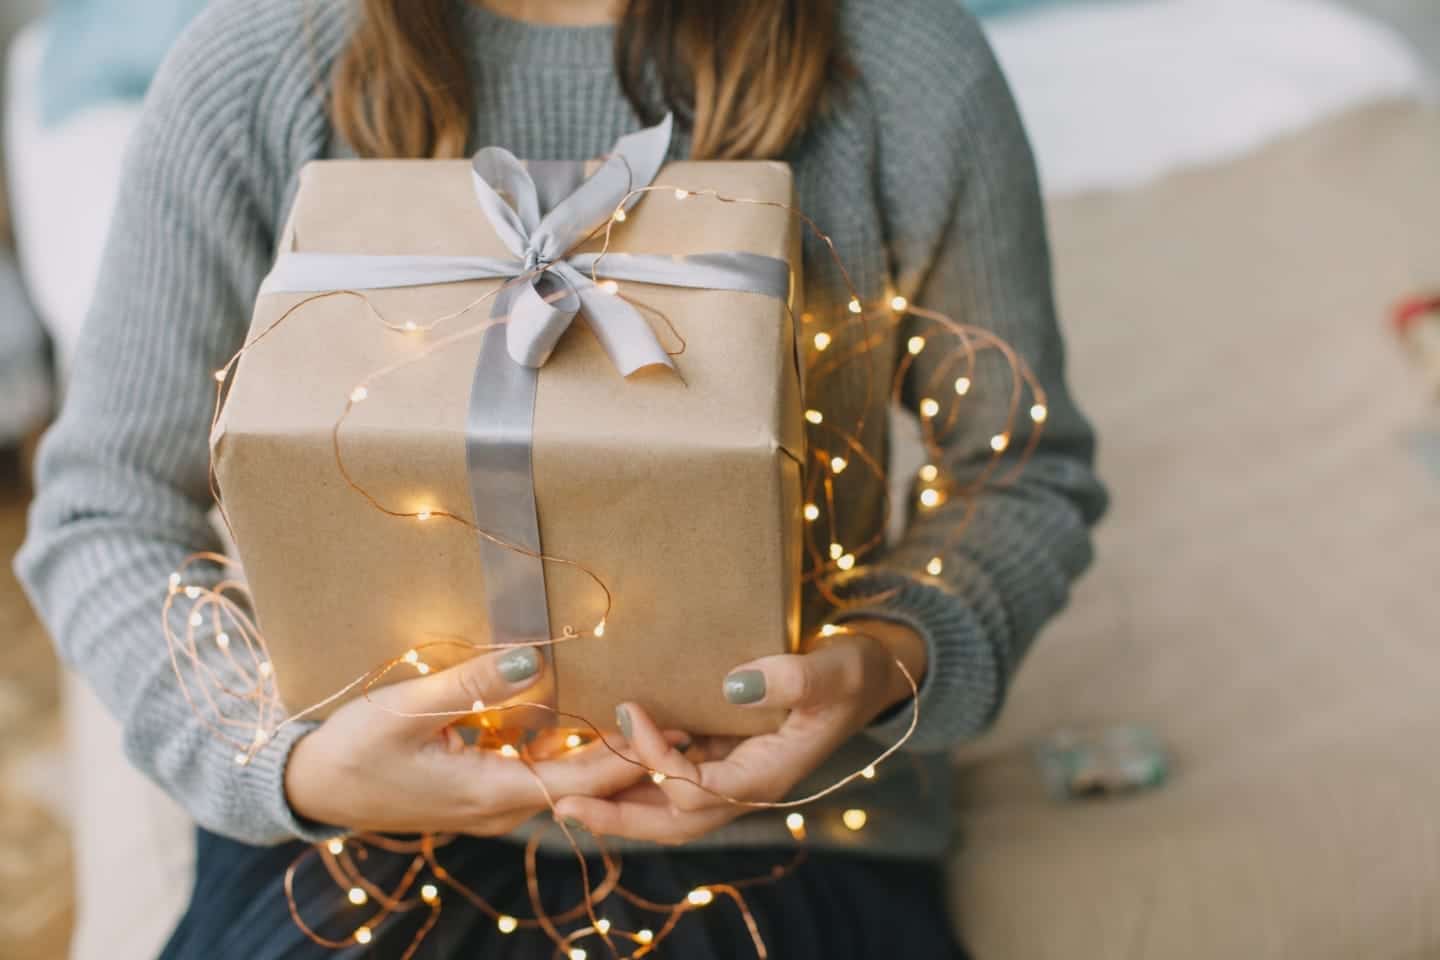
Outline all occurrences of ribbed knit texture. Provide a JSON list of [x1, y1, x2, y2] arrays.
[[16, 0, 1106, 856]]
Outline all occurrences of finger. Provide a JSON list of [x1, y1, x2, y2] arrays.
[[617, 703, 731, 814], [723, 645, 863, 711], [369, 646, 545, 733], [554, 792, 736, 846]]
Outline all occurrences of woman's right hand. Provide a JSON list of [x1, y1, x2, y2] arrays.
[[284, 646, 662, 837]]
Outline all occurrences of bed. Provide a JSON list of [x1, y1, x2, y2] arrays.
[[6, 2, 1438, 958]]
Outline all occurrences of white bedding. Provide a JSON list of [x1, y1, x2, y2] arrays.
[[987, 0, 1431, 195]]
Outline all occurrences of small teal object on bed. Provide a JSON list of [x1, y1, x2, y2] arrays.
[[39, 0, 210, 127]]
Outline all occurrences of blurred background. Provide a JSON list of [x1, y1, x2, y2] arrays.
[[0, 1, 1437, 958]]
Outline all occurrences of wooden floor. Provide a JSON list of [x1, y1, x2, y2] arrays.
[[0, 449, 73, 958]]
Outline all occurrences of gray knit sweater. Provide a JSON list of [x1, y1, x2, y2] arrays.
[[16, 0, 1105, 857]]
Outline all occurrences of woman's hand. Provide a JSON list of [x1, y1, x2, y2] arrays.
[[553, 620, 927, 845], [285, 647, 670, 837]]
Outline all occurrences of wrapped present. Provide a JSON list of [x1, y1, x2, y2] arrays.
[[214, 119, 804, 736]]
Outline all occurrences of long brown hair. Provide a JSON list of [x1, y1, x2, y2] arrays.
[[331, 0, 840, 161]]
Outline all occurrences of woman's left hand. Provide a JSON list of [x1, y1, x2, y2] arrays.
[[553, 620, 927, 845]]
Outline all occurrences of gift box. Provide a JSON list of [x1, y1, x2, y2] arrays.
[[213, 133, 804, 736]]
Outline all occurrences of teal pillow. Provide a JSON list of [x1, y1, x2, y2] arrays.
[[39, 0, 210, 127]]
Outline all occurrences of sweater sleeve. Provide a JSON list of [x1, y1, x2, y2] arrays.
[[833, 1, 1108, 751], [13, 2, 338, 845]]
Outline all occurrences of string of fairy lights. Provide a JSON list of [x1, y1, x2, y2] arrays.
[[163, 183, 1046, 959]]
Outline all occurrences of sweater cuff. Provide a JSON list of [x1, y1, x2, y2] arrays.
[[833, 569, 1001, 753], [239, 721, 344, 845]]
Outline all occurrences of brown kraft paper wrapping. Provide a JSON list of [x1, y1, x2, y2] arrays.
[[213, 158, 804, 736]]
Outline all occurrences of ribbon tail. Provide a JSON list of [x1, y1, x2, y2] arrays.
[[505, 274, 583, 369], [559, 264, 675, 376]]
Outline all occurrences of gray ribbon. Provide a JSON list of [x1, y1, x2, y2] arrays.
[[256, 115, 791, 692]]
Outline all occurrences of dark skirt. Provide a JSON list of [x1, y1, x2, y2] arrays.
[[161, 828, 968, 959]]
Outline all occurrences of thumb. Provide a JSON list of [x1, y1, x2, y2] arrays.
[[722, 644, 862, 712], [368, 646, 546, 732]]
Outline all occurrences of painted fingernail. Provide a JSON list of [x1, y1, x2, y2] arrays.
[[615, 705, 633, 740], [723, 670, 766, 705], [676, 736, 693, 752], [497, 647, 541, 684], [561, 816, 587, 832]]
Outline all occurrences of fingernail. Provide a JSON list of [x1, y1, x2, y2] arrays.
[[615, 705, 633, 740], [723, 670, 766, 705], [676, 736, 693, 752], [497, 647, 540, 684], [561, 816, 587, 832]]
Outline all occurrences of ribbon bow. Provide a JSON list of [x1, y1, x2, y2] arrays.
[[260, 115, 789, 376]]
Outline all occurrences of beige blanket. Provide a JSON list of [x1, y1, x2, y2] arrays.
[[951, 100, 1440, 959]]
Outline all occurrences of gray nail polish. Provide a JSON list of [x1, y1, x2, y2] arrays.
[[724, 670, 766, 705], [615, 705, 633, 740], [561, 816, 587, 832], [497, 647, 540, 683]]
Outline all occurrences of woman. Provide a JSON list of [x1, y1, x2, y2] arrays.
[[17, 0, 1106, 956]]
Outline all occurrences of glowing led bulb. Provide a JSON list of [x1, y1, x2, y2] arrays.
[[499, 744, 520, 759], [421, 884, 439, 904], [1031, 403, 1048, 423], [234, 752, 249, 766], [842, 808, 869, 831], [953, 376, 971, 396], [919, 464, 939, 483], [596, 919, 612, 935], [812, 331, 832, 351], [891, 295, 909, 311], [926, 556, 944, 576], [354, 926, 372, 945], [189, 612, 203, 627], [830, 456, 848, 474], [803, 503, 820, 522], [674, 188, 690, 200], [598, 279, 620, 295], [570, 949, 588, 960], [327, 839, 345, 855], [216, 632, 231, 649], [919, 398, 940, 418], [820, 624, 840, 637], [169, 572, 182, 591], [185, 585, 201, 600], [416, 663, 431, 675], [565, 733, 584, 749], [213, 369, 227, 383], [907, 336, 926, 355], [416, 509, 433, 521], [861, 764, 877, 780], [593, 619, 607, 638], [837, 553, 856, 571], [829, 542, 844, 560], [350, 386, 369, 403], [848, 298, 863, 315], [403, 649, 419, 664], [919, 488, 942, 508], [637, 930, 655, 945], [785, 812, 806, 838], [990, 433, 1010, 453], [348, 887, 368, 906], [497, 915, 519, 934], [471, 699, 485, 713], [612, 207, 628, 223], [650, 771, 668, 784], [804, 409, 824, 425], [687, 888, 715, 907], [253, 729, 270, 746], [403, 320, 419, 332]]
